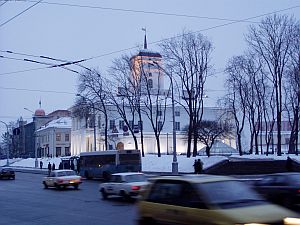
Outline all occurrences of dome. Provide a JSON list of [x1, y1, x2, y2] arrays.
[[34, 108, 45, 116]]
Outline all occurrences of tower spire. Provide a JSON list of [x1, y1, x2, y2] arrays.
[[142, 27, 147, 49]]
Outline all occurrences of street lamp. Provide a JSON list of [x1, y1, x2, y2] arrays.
[[0, 120, 10, 166], [150, 61, 178, 174], [76, 94, 97, 152]]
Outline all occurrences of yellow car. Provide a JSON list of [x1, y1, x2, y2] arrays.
[[137, 175, 300, 225]]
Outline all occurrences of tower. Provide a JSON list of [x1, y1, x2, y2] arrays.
[[130, 29, 164, 93]]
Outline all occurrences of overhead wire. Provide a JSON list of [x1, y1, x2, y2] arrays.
[[0, 0, 261, 24], [0, 0, 42, 28], [0, 5, 299, 76]]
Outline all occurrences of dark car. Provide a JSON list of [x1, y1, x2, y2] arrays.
[[0, 167, 15, 179], [253, 172, 300, 209]]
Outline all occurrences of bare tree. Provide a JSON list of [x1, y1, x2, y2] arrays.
[[192, 120, 232, 157], [224, 56, 248, 155], [246, 14, 296, 156], [284, 22, 300, 154], [77, 68, 109, 150], [160, 31, 213, 157], [109, 54, 145, 155]]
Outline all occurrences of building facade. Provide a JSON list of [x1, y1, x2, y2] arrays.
[[35, 117, 72, 157]]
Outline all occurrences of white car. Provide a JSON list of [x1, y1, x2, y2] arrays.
[[43, 169, 82, 190], [99, 172, 149, 200]]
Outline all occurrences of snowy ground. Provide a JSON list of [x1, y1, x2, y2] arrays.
[[1, 153, 299, 173]]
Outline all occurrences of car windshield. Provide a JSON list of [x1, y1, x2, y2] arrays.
[[198, 180, 265, 208], [124, 174, 147, 182], [57, 171, 76, 177]]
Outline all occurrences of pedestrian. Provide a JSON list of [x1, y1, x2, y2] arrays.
[[70, 161, 75, 171], [40, 160, 43, 169], [47, 162, 51, 175], [59, 162, 63, 170], [197, 159, 203, 174], [52, 162, 55, 171], [286, 156, 293, 172], [193, 160, 198, 174]]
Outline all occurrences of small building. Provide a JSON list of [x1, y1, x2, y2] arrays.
[[35, 117, 72, 157]]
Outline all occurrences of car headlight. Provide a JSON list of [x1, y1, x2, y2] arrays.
[[284, 217, 300, 225]]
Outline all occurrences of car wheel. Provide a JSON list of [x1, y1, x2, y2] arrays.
[[74, 184, 79, 190], [55, 183, 61, 190], [101, 189, 108, 200], [120, 190, 130, 200], [282, 197, 293, 208], [102, 171, 111, 181], [138, 217, 157, 225], [43, 181, 48, 189], [84, 171, 91, 180]]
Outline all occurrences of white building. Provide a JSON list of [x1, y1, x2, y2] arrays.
[[36, 117, 72, 157], [71, 35, 235, 155]]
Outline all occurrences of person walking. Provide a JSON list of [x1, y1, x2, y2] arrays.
[[193, 160, 198, 174], [52, 162, 55, 171], [70, 161, 75, 171], [40, 160, 43, 169], [197, 159, 203, 174], [47, 162, 51, 175], [286, 156, 293, 172]]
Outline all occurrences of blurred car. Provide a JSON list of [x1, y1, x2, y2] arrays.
[[253, 172, 300, 209], [137, 174, 300, 225], [99, 172, 149, 200], [43, 169, 82, 190], [0, 167, 15, 179]]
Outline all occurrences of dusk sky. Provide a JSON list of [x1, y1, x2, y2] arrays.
[[0, 0, 299, 135]]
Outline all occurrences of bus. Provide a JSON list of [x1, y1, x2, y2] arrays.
[[79, 149, 142, 180]]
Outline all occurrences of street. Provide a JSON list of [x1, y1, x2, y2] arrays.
[[0, 172, 137, 225]]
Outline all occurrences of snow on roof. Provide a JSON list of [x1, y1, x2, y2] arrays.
[[37, 117, 71, 132]]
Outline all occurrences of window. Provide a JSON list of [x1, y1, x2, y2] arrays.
[[148, 72, 152, 77], [175, 110, 180, 116], [65, 133, 70, 142], [129, 120, 134, 129], [138, 121, 143, 130], [109, 120, 115, 130], [148, 79, 153, 88], [175, 122, 180, 131], [65, 147, 70, 156], [56, 133, 61, 141], [119, 120, 124, 130], [56, 147, 61, 156], [158, 121, 163, 131], [157, 110, 162, 116]]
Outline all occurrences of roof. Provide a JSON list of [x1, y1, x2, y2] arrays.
[[136, 49, 162, 58], [36, 117, 71, 131], [198, 140, 238, 156]]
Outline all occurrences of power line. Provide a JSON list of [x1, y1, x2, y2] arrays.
[[2, 0, 260, 24], [0, 5, 299, 76], [0, 0, 42, 28], [0, 0, 8, 7], [0, 86, 76, 95]]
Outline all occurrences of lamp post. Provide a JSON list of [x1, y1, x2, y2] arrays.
[[24, 107, 38, 168], [0, 120, 10, 166], [151, 61, 178, 174], [76, 94, 97, 152]]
